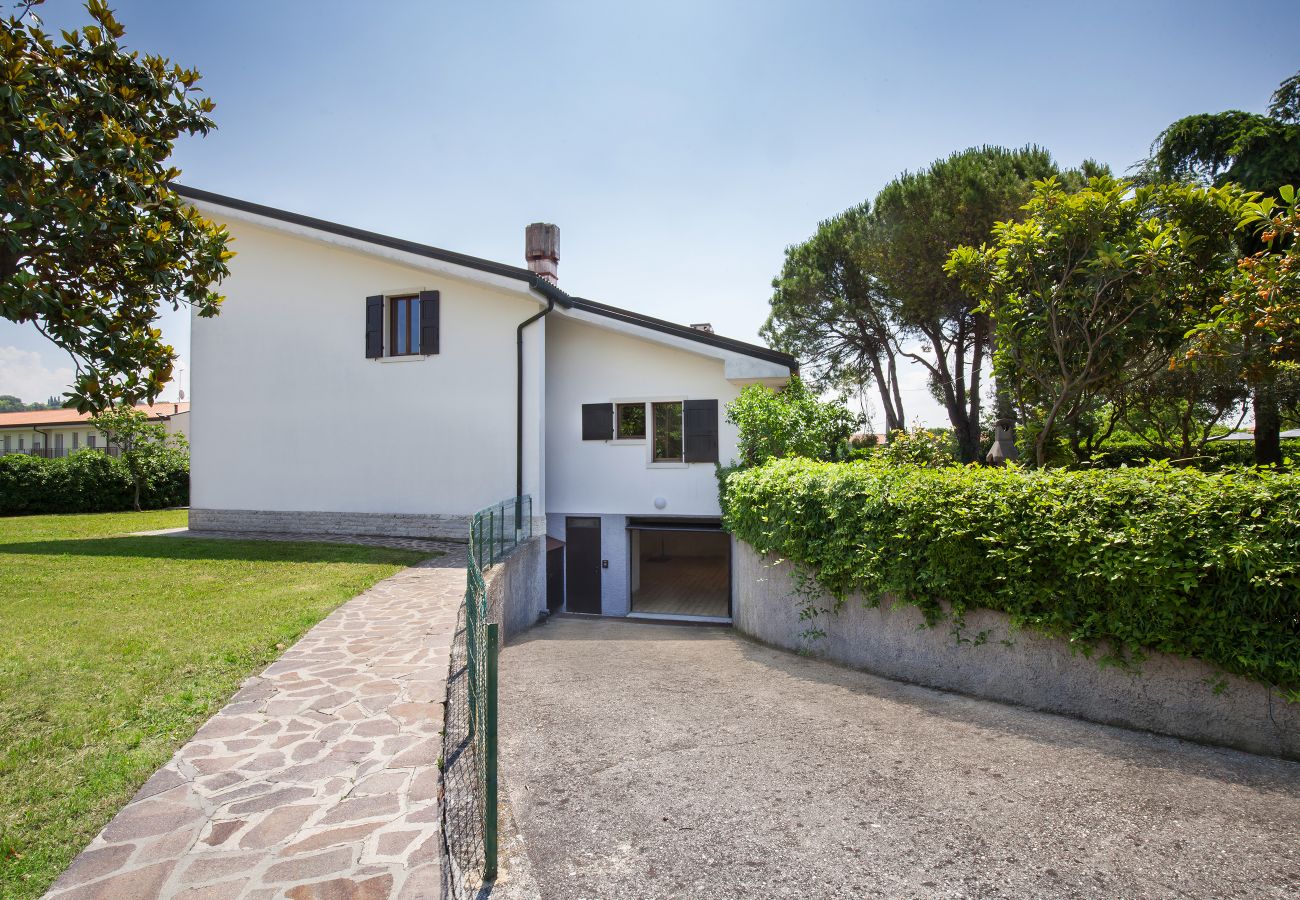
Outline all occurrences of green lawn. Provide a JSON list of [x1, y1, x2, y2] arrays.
[[0, 510, 431, 898]]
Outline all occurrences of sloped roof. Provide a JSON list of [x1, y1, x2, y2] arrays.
[[173, 184, 797, 371], [0, 402, 189, 428]]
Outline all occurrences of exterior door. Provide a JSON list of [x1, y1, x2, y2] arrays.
[[546, 539, 565, 613], [564, 517, 602, 614]]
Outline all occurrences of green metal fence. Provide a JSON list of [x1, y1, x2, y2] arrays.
[[442, 496, 532, 895]]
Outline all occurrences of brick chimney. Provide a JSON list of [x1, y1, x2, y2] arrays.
[[525, 223, 560, 284]]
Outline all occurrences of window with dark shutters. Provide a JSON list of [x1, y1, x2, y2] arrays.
[[683, 399, 719, 463], [581, 403, 614, 440], [419, 290, 440, 355], [365, 295, 384, 358]]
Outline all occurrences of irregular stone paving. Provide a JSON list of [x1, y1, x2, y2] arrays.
[[45, 540, 468, 900]]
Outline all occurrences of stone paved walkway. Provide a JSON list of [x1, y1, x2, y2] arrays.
[[45, 541, 467, 900]]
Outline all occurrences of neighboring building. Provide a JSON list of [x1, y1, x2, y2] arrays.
[[178, 185, 796, 622], [0, 402, 189, 458]]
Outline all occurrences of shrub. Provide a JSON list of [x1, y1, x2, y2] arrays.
[[723, 458, 1300, 695], [725, 377, 860, 466], [1086, 438, 1300, 470], [879, 427, 957, 468], [0, 450, 188, 515]]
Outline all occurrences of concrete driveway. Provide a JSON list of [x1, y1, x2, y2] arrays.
[[498, 617, 1300, 899]]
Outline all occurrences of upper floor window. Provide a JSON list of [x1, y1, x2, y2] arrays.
[[366, 291, 440, 359], [652, 402, 683, 462], [617, 403, 646, 439], [390, 295, 421, 356]]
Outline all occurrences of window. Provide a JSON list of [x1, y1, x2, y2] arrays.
[[87, 434, 97, 448], [652, 402, 683, 462], [616, 403, 646, 439], [72, 432, 79, 449], [389, 295, 421, 356]]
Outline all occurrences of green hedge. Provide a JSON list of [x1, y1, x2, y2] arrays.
[[0, 450, 188, 515], [723, 458, 1300, 695]]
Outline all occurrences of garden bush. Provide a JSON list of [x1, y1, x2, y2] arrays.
[[0, 450, 188, 515], [1086, 438, 1300, 470], [723, 458, 1300, 695]]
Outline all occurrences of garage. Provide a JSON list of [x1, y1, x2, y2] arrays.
[[627, 519, 730, 621]]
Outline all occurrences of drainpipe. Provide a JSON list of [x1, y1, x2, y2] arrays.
[[33, 426, 49, 458], [516, 296, 554, 531]]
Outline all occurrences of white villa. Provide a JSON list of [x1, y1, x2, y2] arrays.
[[179, 186, 796, 621]]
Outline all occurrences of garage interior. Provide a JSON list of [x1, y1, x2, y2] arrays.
[[628, 522, 730, 620]]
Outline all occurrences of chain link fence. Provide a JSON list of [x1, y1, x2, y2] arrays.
[[441, 496, 532, 898]]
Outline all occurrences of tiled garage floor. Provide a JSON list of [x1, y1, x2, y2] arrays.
[[631, 556, 729, 618]]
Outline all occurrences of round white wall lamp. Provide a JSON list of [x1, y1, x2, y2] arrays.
[[653, 496, 667, 510]]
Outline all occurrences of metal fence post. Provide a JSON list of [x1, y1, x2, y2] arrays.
[[483, 622, 500, 880]]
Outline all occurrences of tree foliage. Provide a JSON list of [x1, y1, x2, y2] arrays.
[[1187, 187, 1300, 373], [0, 0, 231, 411], [0, 393, 61, 411], [89, 404, 186, 510], [762, 204, 905, 433], [725, 377, 860, 467], [1144, 69, 1300, 464], [947, 176, 1249, 466], [872, 146, 1077, 463]]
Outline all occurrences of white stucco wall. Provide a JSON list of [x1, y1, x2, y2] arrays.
[[190, 217, 547, 521], [544, 313, 755, 519]]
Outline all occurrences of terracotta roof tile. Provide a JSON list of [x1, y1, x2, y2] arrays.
[[0, 402, 189, 428]]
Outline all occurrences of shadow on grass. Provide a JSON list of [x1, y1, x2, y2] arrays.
[[0, 535, 436, 565]]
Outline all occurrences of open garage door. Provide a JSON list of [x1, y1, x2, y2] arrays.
[[627, 519, 730, 622]]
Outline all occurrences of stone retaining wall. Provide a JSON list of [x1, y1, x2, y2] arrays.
[[732, 540, 1300, 760]]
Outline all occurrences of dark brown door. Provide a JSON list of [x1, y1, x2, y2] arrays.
[[565, 517, 602, 614]]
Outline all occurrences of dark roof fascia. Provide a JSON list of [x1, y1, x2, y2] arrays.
[[174, 184, 795, 370], [565, 296, 797, 370], [171, 184, 570, 306], [0, 414, 175, 429]]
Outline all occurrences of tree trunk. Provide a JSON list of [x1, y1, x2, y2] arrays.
[[868, 353, 904, 435], [1253, 382, 1282, 466]]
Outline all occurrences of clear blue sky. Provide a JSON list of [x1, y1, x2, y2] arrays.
[[3, 0, 1296, 425]]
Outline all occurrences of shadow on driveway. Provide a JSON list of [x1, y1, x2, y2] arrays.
[[499, 617, 1300, 899]]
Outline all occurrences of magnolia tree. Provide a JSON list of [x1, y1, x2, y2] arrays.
[[946, 176, 1248, 466], [1, 0, 231, 411]]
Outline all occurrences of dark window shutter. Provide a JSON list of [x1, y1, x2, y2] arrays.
[[419, 290, 440, 355], [683, 399, 719, 463], [365, 295, 384, 358], [581, 403, 614, 441]]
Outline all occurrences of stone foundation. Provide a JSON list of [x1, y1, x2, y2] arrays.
[[732, 539, 1300, 761], [190, 508, 479, 542]]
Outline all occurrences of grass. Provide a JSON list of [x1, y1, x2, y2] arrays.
[[0, 510, 432, 898]]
